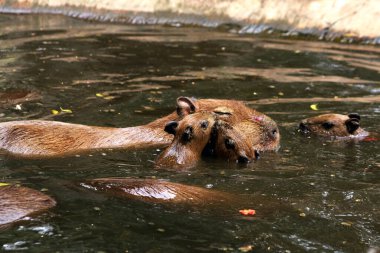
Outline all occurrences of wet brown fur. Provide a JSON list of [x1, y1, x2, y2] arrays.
[[0, 97, 280, 158], [155, 111, 217, 169], [82, 178, 233, 205], [299, 113, 368, 138], [0, 185, 56, 229]]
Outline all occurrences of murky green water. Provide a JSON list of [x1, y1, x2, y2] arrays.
[[0, 14, 379, 252]]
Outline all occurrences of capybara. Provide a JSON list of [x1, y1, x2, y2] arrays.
[[81, 178, 233, 206], [0, 184, 56, 229], [299, 113, 369, 138], [155, 111, 217, 169], [205, 120, 259, 163], [155, 111, 259, 169], [0, 97, 280, 158], [175, 97, 280, 152], [81, 178, 288, 217]]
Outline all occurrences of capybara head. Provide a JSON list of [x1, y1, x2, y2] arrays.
[[299, 113, 367, 138], [156, 111, 217, 169], [176, 97, 280, 152], [206, 120, 259, 163]]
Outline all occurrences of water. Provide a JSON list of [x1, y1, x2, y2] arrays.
[[0, 14, 379, 252]]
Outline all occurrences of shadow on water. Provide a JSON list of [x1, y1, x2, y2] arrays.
[[0, 14, 379, 252]]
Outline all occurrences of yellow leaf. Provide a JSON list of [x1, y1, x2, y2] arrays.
[[239, 245, 254, 252], [60, 107, 73, 113], [341, 221, 353, 227], [310, 104, 319, 111], [0, 183, 10, 187], [51, 109, 59, 115], [96, 93, 104, 97]]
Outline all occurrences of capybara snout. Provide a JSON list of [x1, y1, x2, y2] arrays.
[[298, 113, 368, 138], [206, 120, 259, 164]]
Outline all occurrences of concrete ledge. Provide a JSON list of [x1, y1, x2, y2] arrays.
[[1, 0, 380, 40]]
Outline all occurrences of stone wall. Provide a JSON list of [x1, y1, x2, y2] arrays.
[[1, 0, 380, 38]]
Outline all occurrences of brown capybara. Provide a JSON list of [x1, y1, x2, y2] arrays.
[[0, 97, 280, 158], [204, 120, 259, 163], [299, 113, 369, 138], [155, 111, 259, 169], [81, 178, 288, 217], [0, 184, 56, 229], [155, 111, 217, 169], [81, 178, 233, 206], [174, 97, 280, 152]]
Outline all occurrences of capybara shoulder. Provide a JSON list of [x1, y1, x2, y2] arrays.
[[155, 111, 216, 169], [299, 113, 369, 138], [0, 184, 56, 229]]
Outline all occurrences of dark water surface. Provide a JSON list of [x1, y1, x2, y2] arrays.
[[0, 14, 379, 252]]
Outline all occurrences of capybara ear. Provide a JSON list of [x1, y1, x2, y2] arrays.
[[176, 97, 196, 116], [164, 121, 178, 135], [345, 118, 360, 134], [348, 113, 361, 121]]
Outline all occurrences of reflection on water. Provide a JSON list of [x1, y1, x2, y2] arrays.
[[0, 14, 379, 252]]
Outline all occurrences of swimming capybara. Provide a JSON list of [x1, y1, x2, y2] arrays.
[[204, 120, 259, 163], [155, 111, 259, 169], [299, 113, 369, 138], [81, 178, 233, 206], [0, 97, 280, 158], [155, 111, 217, 169], [0, 184, 56, 229]]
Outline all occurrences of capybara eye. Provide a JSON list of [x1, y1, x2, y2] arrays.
[[322, 122, 334, 130], [200, 120, 209, 130], [181, 126, 194, 142], [224, 138, 235, 149]]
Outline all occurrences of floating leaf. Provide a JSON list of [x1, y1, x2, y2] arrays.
[[239, 245, 254, 252], [60, 107, 73, 113], [239, 209, 256, 216], [341, 221, 353, 227], [310, 104, 319, 111], [51, 109, 59, 115], [0, 183, 10, 187]]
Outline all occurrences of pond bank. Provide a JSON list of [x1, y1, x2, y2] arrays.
[[1, 0, 380, 43]]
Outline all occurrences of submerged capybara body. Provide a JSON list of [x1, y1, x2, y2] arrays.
[[0, 97, 280, 158], [205, 120, 259, 163], [0, 185, 56, 229], [81, 178, 234, 206], [299, 113, 369, 138]]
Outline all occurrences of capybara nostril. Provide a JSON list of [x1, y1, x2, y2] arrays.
[[237, 155, 249, 164], [224, 138, 235, 150], [254, 150, 260, 160], [299, 122, 308, 132]]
